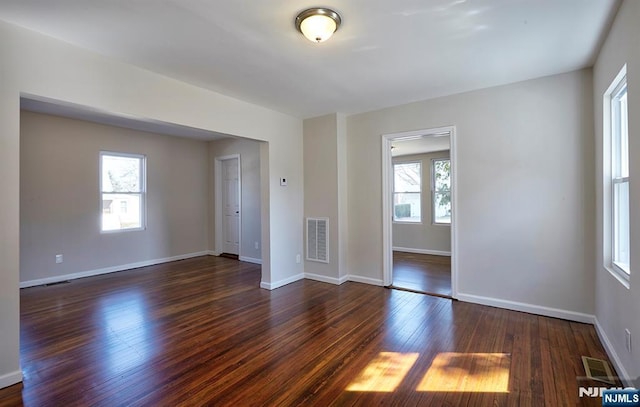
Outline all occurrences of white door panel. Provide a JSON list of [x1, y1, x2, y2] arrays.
[[222, 158, 240, 255]]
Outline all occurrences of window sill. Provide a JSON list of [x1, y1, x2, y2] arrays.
[[605, 264, 630, 289], [101, 227, 146, 234]]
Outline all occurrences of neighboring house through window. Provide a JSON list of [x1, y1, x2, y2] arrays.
[[393, 162, 421, 223], [100, 151, 146, 232]]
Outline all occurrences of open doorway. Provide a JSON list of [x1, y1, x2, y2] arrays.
[[381, 127, 457, 298], [215, 154, 241, 259]]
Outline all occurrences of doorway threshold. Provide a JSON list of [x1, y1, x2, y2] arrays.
[[387, 285, 453, 300]]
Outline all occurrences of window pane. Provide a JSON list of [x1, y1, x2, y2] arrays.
[[102, 155, 141, 193], [394, 163, 421, 193], [102, 193, 142, 231], [612, 86, 629, 179], [434, 192, 451, 224], [433, 159, 450, 192], [394, 192, 421, 222], [613, 181, 630, 272]]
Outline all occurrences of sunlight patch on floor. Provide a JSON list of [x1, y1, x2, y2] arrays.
[[346, 352, 420, 392], [417, 352, 510, 393]]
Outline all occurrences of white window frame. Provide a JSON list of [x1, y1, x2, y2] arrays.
[[393, 161, 422, 223], [432, 158, 451, 225], [100, 151, 147, 233], [603, 65, 630, 285]]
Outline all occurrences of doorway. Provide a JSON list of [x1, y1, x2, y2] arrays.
[[215, 155, 241, 258], [381, 126, 457, 298]]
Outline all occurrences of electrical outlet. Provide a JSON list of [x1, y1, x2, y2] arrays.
[[255, 241, 259, 250], [55, 254, 63, 264], [296, 254, 301, 264], [625, 329, 631, 353]]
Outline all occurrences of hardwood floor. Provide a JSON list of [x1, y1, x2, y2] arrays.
[[393, 251, 452, 297], [0, 256, 615, 406]]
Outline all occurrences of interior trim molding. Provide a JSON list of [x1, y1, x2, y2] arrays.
[[392, 247, 451, 256], [208, 251, 220, 256], [457, 293, 596, 324], [346, 275, 385, 286], [594, 319, 634, 387], [239, 256, 262, 265], [0, 370, 22, 390], [260, 273, 304, 290], [304, 273, 349, 285], [19, 251, 210, 288]]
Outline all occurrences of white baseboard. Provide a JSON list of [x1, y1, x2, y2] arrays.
[[393, 247, 451, 256], [208, 250, 220, 256], [20, 251, 210, 288], [0, 370, 22, 389], [239, 256, 262, 265], [456, 293, 596, 324], [304, 273, 349, 285], [260, 273, 304, 290], [346, 275, 385, 286], [594, 319, 634, 387]]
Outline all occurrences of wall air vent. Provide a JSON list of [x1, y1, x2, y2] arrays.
[[306, 217, 329, 263]]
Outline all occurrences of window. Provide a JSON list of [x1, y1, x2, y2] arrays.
[[393, 162, 421, 222], [432, 158, 451, 224], [605, 66, 630, 278], [100, 152, 146, 232]]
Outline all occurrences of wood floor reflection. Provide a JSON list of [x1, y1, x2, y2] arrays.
[[393, 251, 452, 297], [0, 256, 614, 406]]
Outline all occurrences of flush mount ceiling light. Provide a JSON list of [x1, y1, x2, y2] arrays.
[[295, 8, 341, 43]]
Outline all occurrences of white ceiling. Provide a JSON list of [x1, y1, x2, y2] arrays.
[[0, 0, 619, 119]]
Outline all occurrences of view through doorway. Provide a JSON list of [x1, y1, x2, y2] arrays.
[[382, 127, 456, 298]]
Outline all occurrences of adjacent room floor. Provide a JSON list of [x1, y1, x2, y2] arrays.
[[392, 251, 452, 297], [0, 256, 616, 406]]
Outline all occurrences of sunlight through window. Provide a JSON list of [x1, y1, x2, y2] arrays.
[[417, 352, 510, 393], [346, 352, 419, 392]]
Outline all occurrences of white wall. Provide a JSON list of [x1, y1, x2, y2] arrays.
[[592, 0, 640, 386], [0, 20, 303, 388], [347, 69, 595, 318], [209, 137, 262, 262], [393, 151, 451, 254], [20, 111, 210, 284]]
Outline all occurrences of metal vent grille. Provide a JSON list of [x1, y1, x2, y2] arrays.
[[582, 356, 615, 384], [307, 218, 329, 263]]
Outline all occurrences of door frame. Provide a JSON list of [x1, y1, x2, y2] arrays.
[[214, 154, 242, 257], [381, 126, 458, 298]]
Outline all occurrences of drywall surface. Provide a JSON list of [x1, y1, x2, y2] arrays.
[[347, 69, 595, 315], [20, 111, 209, 282], [0, 20, 303, 387]]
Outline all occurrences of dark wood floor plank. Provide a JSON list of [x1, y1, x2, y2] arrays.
[[392, 251, 452, 296], [0, 255, 618, 406]]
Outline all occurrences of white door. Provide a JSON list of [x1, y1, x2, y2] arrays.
[[222, 158, 240, 255]]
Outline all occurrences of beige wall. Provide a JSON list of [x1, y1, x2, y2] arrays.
[[0, 20, 303, 387], [347, 69, 595, 317], [593, 0, 640, 386], [20, 111, 209, 283], [392, 151, 451, 254], [209, 137, 262, 262], [303, 114, 349, 282]]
